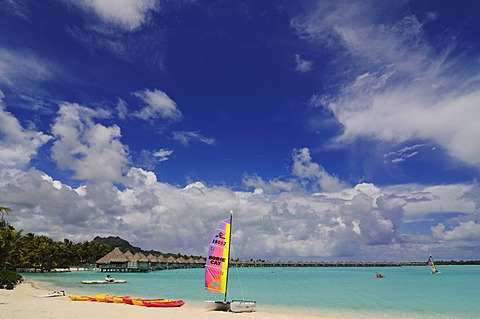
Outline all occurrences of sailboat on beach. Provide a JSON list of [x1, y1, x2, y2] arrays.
[[428, 255, 440, 274], [204, 211, 256, 312]]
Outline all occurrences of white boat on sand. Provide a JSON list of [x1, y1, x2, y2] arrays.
[[38, 290, 65, 297], [230, 300, 257, 313]]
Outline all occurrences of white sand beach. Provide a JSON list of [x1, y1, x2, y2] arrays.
[[0, 281, 347, 319]]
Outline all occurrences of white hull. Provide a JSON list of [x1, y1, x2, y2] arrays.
[[38, 290, 65, 298], [81, 280, 126, 284], [205, 300, 231, 311], [231, 300, 256, 313]]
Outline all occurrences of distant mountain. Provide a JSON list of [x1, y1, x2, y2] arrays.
[[92, 236, 141, 252]]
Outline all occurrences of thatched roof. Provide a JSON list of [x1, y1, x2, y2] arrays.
[[133, 252, 149, 262], [123, 250, 135, 261], [165, 256, 176, 263], [146, 254, 159, 262], [96, 247, 128, 264]]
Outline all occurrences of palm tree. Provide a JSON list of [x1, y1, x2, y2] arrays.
[[0, 206, 12, 227], [0, 227, 23, 269], [0, 206, 22, 270]]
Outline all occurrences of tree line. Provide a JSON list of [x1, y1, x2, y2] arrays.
[[0, 206, 111, 272]]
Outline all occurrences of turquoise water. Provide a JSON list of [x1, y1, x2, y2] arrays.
[[23, 265, 480, 319]]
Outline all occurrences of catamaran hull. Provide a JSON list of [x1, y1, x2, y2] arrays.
[[231, 300, 256, 313], [205, 300, 231, 311]]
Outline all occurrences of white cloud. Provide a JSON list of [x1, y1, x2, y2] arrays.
[[154, 148, 173, 162], [384, 144, 426, 164], [243, 174, 298, 194], [1, 0, 31, 19], [172, 131, 216, 146], [74, 0, 159, 31], [1, 151, 479, 260], [51, 102, 129, 182], [432, 221, 480, 241], [292, 148, 346, 192], [294, 54, 313, 73], [294, 2, 480, 169], [133, 89, 183, 122], [0, 48, 53, 87], [0, 92, 52, 168], [243, 148, 346, 194], [116, 98, 128, 120], [0, 168, 129, 241]]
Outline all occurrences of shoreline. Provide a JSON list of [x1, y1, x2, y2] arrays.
[[1, 280, 350, 319]]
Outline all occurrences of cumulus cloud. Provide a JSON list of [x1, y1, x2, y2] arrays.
[[4, 167, 478, 260], [0, 92, 51, 168], [432, 221, 480, 241], [73, 0, 159, 31], [133, 89, 183, 122], [243, 148, 345, 194], [1, 139, 479, 260], [0, 168, 130, 241], [294, 2, 480, 169], [51, 102, 129, 182], [292, 148, 346, 192], [243, 174, 298, 194]]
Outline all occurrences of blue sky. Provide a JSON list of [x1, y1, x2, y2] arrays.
[[1, 0, 480, 261]]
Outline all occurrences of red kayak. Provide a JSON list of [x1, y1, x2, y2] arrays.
[[122, 296, 141, 304], [142, 299, 185, 307]]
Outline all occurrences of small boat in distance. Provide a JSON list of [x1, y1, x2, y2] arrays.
[[375, 272, 384, 278], [428, 255, 441, 274], [204, 211, 256, 313], [81, 279, 127, 284]]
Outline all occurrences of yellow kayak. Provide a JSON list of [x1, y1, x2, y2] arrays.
[[95, 294, 114, 302], [68, 295, 90, 301], [113, 296, 127, 303]]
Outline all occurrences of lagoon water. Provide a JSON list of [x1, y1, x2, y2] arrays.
[[23, 265, 479, 319]]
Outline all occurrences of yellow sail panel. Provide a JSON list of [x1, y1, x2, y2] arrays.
[[220, 222, 230, 292]]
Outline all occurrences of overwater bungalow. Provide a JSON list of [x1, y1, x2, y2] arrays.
[[96, 247, 129, 272]]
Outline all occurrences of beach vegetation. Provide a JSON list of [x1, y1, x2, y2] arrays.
[[0, 269, 23, 289]]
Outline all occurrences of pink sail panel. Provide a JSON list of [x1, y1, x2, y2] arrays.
[[205, 217, 231, 293]]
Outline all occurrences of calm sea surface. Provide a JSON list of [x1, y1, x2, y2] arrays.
[[23, 265, 479, 319]]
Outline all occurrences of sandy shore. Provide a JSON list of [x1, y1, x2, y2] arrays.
[[0, 281, 349, 319]]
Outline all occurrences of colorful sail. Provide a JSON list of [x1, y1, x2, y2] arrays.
[[428, 255, 439, 274], [205, 213, 232, 295]]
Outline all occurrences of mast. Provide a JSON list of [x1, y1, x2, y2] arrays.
[[223, 210, 233, 303]]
